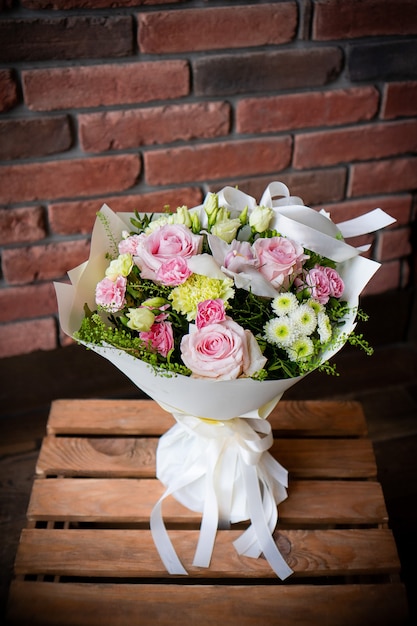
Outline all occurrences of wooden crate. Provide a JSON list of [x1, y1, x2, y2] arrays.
[[7, 399, 409, 626]]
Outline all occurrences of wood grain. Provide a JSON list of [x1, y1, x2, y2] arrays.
[[14, 527, 400, 578], [35, 436, 376, 479], [26, 478, 388, 526], [7, 581, 409, 626], [47, 399, 368, 437]]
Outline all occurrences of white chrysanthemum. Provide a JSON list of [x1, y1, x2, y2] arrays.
[[286, 336, 314, 362], [317, 311, 333, 343], [271, 292, 298, 317], [290, 303, 317, 336], [264, 316, 296, 347], [306, 298, 324, 315]]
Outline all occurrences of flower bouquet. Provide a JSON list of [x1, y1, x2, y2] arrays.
[[55, 181, 394, 579]]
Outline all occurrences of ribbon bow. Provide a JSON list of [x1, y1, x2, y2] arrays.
[[150, 401, 293, 580]]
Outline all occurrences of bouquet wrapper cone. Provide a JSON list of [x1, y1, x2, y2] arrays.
[[54, 185, 395, 578]]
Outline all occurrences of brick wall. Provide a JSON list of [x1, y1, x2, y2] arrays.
[[0, 0, 416, 358]]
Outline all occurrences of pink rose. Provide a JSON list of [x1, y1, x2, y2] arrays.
[[253, 236, 307, 289], [305, 266, 331, 304], [134, 224, 203, 281], [118, 234, 142, 255], [196, 299, 226, 329], [156, 256, 192, 286], [95, 275, 127, 312], [180, 317, 266, 380], [324, 267, 344, 298], [140, 321, 174, 358]]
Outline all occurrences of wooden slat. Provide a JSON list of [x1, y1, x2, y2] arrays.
[[14, 527, 401, 578], [47, 399, 368, 437], [7, 399, 409, 626], [272, 438, 377, 479], [7, 580, 409, 626], [36, 436, 376, 479], [27, 478, 389, 526]]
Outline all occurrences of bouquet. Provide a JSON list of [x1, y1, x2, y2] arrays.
[[55, 181, 394, 578]]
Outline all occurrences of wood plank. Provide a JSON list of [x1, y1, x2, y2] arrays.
[[7, 399, 409, 626], [26, 478, 389, 526], [272, 438, 377, 479], [7, 580, 409, 626], [35, 436, 157, 478], [14, 528, 401, 578], [36, 436, 376, 479], [47, 399, 368, 437]]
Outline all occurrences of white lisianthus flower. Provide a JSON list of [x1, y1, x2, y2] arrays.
[[264, 316, 296, 347], [249, 205, 273, 233], [271, 292, 298, 317], [204, 192, 219, 227], [126, 307, 155, 332], [211, 217, 242, 243], [291, 303, 317, 335], [105, 253, 133, 280], [173, 205, 192, 228]]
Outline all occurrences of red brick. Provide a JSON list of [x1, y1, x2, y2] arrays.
[[139, 3, 297, 53], [377, 227, 412, 262], [0, 282, 57, 323], [0, 318, 57, 359], [0, 69, 18, 113], [313, 0, 417, 40], [2, 239, 90, 285], [382, 82, 417, 119], [22, 0, 182, 8], [317, 195, 412, 228], [0, 206, 46, 245], [0, 155, 140, 203], [48, 187, 203, 235], [0, 16, 133, 62], [362, 260, 401, 295], [22, 61, 189, 111], [209, 168, 347, 208], [237, 87, 379, 134], [349, 157, 417, 196], [294, 120, 417, 169], [0, 116, 72, 161], [79, 102, 230, 153], [144, 137, 292, 186]]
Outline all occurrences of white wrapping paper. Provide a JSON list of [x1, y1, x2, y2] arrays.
[[55, 182, 395, 578]]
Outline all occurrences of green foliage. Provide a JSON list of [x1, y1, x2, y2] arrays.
[[75, 312, 191, 377]]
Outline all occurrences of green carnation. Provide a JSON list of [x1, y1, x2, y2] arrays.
[[169, 273, 234, 321]]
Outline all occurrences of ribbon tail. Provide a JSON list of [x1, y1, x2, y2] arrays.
[[151, 450, 208, 575], [192, 440, 220, 568], [239, 459, 293, 580], [150, 494, 188, 575]]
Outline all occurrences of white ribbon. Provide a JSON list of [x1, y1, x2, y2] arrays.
[[214, 182, 396, 264], [150, 405, 293, 580]]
